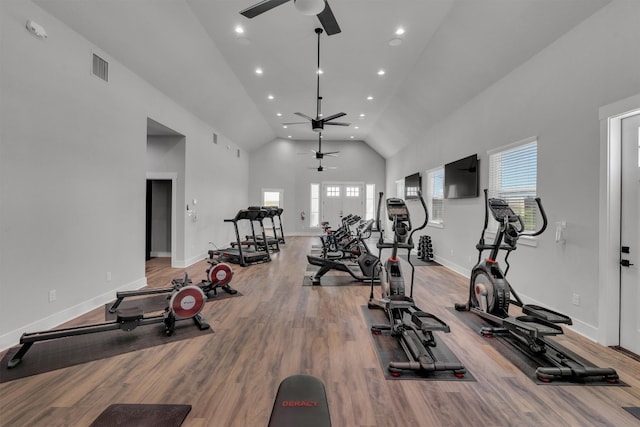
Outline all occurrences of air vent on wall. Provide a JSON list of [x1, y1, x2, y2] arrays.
[[237, 149, 241, 158], [92, 53, 108, 81], [213, 133, 218, 144]]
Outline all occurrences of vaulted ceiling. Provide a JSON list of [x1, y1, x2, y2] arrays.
[[35, 0, 610, 158]]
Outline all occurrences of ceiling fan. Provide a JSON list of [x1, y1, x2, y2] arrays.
[[310, 159, 337, 172], [299, 133, 339, 159], [240, 0, 341, 35], [283, 28, 350, 132]]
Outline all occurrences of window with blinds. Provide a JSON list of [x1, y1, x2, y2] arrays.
[[427, 167, 444, 225], [488, 137, 538, 231]]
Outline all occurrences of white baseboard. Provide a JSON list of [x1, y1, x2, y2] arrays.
[[0, 276, 147, 352]]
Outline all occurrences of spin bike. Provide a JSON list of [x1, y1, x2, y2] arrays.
[[455, 190, 618, 383], [368, 191, 466, 377], [8, 274, 209, 368], [108, 257, 236, 313]]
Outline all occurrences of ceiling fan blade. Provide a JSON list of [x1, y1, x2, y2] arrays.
[[316, 1, 341, 35], [282, 122, 309, 125], [324, 151, 340, 156], [322, 112, 346, 122], [240, 0, 291, 18], [294, 112, 314, 121], [324, 122, 350, 126]]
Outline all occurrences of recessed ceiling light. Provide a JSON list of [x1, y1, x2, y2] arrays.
[[235, 25, 244, 34], [354, 126, 359, 129], [267, 94, 274, 100], [367, 96, 373, 101], [350, 136, 354, 139], [359, 113, 366, 117], [377, 69, 385, 76], [283, 125, 288, 128], [288, 135, 292, 138], [395, 27, 405, 36], [255, 67, 263, 75], [276, 113, 282, 117]]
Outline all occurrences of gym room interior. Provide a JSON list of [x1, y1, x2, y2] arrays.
[[1, 1, 640, 426]]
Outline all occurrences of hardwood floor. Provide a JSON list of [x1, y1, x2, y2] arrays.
[[1, 236, 639, 426]]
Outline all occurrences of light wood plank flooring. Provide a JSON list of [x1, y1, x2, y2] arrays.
[[1, 236, 639, 426]]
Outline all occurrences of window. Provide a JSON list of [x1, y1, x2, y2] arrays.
[[488, 137, 538, 232], [310, 183, 320, 227], [262, 189, 282, 207], [345, 186, 360, 197], [426, 167, 444, 225], [365, 184, 375, 220], [396, 179, 404, 199], [326, 186, 340, 197]]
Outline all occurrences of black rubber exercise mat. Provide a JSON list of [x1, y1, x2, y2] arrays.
[[361, 306, 475, 382], [623, 407, 640, 421], [0, 319, 213, 383], [90, 403, 192, 427], [452, 307, 626, 386]]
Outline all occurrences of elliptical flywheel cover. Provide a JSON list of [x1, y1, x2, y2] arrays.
[[170, 286, 206, 319]]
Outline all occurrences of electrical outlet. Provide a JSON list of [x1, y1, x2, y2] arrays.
[[49, 289, 56, 302], [572, 293, 580, 306]]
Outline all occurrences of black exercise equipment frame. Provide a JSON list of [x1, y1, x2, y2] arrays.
[[107, 259, 237, 314], [215, 209, 272, 267], [307, 219, 379, 285], [7, 278, 209, 369], [455, 189, 618, 383], [368, 191, 466, 377]]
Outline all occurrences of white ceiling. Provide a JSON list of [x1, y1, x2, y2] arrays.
[[34, 0, 610, 158]]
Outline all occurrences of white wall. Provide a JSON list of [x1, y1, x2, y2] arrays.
[[248, 138, 385, 235], [0, 0, 248, 350], [385, 0, 640, 340]]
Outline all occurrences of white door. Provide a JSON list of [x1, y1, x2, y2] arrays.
[[620, 113, 640, 354], [321, 183, 364, 230]]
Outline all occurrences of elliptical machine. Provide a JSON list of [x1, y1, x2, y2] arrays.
[[455, 190, 618, 383], [368, 191, 466, 377]]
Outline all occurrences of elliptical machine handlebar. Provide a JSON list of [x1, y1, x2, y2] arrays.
[[521, 197, 547, 237], [410, 190, 429, 245]]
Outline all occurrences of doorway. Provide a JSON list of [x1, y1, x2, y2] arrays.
[[599, 93, 640, 356], [146, 179, 172, 260], [321, 182, 364, 229], [619, 113, 640, 355]]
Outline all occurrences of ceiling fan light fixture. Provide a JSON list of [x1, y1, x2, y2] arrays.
[[294, 0, 325, 16]]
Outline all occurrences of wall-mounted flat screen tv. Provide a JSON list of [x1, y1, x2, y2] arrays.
[[404, 172, 421, 199], [444, 154, 479, 199]]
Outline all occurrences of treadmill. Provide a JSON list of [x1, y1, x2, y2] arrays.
[[253, 206, 281, 252], [213, 209, 271, 267]]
